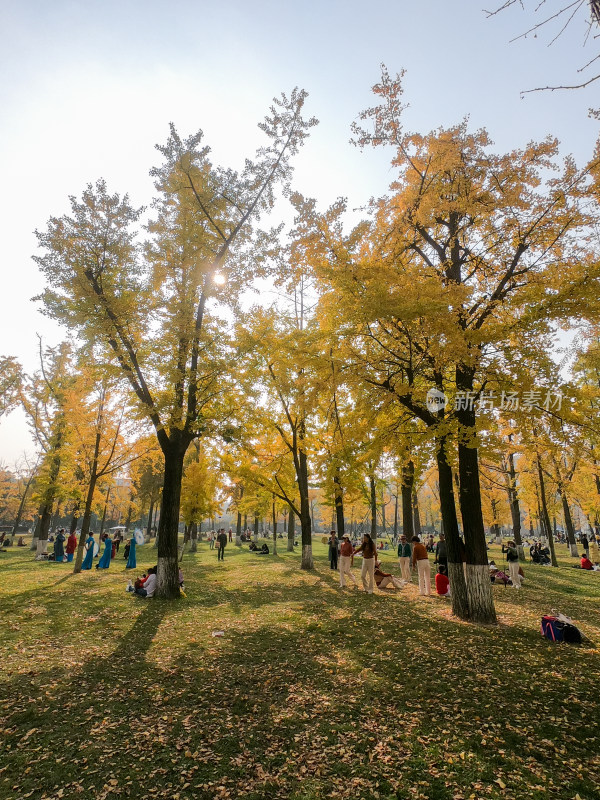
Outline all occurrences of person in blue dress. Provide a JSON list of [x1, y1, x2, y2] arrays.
[[53, 529, 66, 562], [81, 534, 95, 570], [125, 536, 136, 570], [96, 534, 112, 569]]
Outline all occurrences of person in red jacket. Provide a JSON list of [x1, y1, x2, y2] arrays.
[[65, 531, 78, 563], [435, 565, 450, 596], [581, 554, 593, 570]]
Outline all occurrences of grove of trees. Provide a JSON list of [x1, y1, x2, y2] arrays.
[[2, 72, 600, 623]]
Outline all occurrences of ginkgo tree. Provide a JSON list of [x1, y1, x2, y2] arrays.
[[0, 356, 22, 419], [235, 306, 322, 568], [293, 68, 600, 622], [34, 90, 317, 597]]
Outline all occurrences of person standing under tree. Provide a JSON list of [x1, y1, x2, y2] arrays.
[[502, 540, 521, 588], [353, 533, 377, 594], [65, 529, 77, 563], [217, 529, 227, 561], [53, 529, 66, 562], [434, 533, 447, 571], [328, 531, 339, 570], [411, 536, 431, 596], [581, 533, 590, 559], [81, 533, 96, 570], [397, 534, 412, 582], [96, 534, 112, 570], [338, 534, 357, 588]]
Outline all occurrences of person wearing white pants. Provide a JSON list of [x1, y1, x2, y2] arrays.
[[411, 536, 431, 596], [503, 541, 521, 588], [397, 535, 412, 581], [354, 533, 377, 594], [339, 534, 357, 587], [508, 560, 521, 588], [375, 561, 405, 590], [361, 557, 375, 593]]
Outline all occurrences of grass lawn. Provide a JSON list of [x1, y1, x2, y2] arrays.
[[1, 537, 599, 800]]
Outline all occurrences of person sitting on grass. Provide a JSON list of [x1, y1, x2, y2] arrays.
[[134, 567, 156, 597], [489, 562, 509, 585], [257, 543, 269, 555], [374, 561, 405, 590], [435, 564, 450, 596], [581, 554, 593, 570]]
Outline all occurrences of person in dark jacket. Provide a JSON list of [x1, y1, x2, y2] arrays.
[[502, 540, 521, 588], [217, 529, 228, 561], [434, 533, 447, 570], [328, 531, 339, 570]]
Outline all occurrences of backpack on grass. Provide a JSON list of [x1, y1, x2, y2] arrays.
[[541, 614, 582, 644]]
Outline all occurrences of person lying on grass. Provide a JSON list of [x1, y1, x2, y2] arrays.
[[374, 561, 405, 590]]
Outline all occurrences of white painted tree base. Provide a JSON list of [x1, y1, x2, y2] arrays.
[[35, 539, 48, 559], [301, 545, 314, 570]]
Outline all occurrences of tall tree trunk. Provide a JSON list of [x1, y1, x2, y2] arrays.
[[490, 499, 501, 542], [287, 505, 295, 551], [455, 368, 497, 625], [236, 510, 242, 547], [253, 512, 259, 542], [69, 505, 80, 536], [333, 470, 345, 537], [31, 504, 44, 551], [560, 489, 579, 557], [272, 496, 278, 556], [50, 505, 61, 533], [369, 474, 377, 542], [393, 490, 399, 541], [401, 461, 415, 541], [156, 441, 187, 598], [190, 521, 198, 552], [36, 428, 64, 558], [236, 485, 243, 546], [37, 502, 53, 559], [436, 435, 470, 621], [12, 470, 36, 541], [536, 457, 558, 567], [146, 498, 154, 543], [506, 450, 524, 559], [99, 486, 111, 540], [180, 523, 190, 562], [73, 472, 99, 573], [152, 503, 159, 539], [298, 444, 313, 569], [124, 494, 133, 534], [412, 491, 422, 537]]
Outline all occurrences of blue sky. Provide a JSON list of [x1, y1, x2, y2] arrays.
[[1, 0, 598, 460]]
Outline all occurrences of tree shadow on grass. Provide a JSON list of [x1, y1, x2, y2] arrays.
[[1, 601, 172, 799], [2, 566, 600, 800]]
